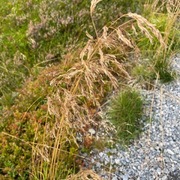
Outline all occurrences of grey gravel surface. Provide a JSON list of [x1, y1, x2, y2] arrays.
[[82, 55, 180, 180]]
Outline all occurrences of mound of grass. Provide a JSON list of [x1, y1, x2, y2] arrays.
[[108, 89, 143, 144]]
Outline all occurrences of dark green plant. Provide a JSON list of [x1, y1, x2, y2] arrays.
[[154, 56, 175, 83], [108, 89, 143, 144], [132, 52, 176, 85]]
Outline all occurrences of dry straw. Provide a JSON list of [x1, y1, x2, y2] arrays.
[[126, 12, 166, 48], [67, 169, 103, 180]]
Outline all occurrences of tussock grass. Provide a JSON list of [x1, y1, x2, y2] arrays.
[[107, 89, 143, 144]]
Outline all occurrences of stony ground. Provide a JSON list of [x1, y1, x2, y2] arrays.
[[82, 54, 180, 180]]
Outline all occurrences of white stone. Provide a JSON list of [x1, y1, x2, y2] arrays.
[[166, 149, 174, 155], [99, 152, 104, 158], [122, 174, 129, 180], [115, 158, 120, 164], [88, 128, 96, 135]]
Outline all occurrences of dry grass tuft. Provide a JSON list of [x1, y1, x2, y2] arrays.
[[126, 12, 166, 48], [90, 0, 103, 38], [146, 0, 179, 55], [67, 169, 103, 180], [31, 115, 78, 180], [31, 1, 168, 179]]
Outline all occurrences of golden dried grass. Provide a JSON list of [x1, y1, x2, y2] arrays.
[[31, 1, 167, 179], [47, 11, 166, 130], [67, 169, 102, 180]]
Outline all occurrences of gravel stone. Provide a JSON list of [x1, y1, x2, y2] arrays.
[[167, 169, 180, 180]]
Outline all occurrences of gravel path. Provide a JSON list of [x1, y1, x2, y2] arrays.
[[82, 55, 180, 180]]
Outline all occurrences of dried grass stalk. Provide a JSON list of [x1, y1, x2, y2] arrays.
[[126, 13, 166, 48], [67, 169, 103, 180], [90, 0, 102, 15]]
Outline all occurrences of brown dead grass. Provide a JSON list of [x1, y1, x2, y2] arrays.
[[67, 169, 103, 180]]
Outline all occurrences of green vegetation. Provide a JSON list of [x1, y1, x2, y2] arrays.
[[0, 0, 143, 103], [108, 89, 143, 144], [131, 0, 180, 84], [0, 0, 179, 179]]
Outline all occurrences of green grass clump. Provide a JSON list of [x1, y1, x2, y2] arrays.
[[154, 56, 175, 83], [108, 89, 143, 144]]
